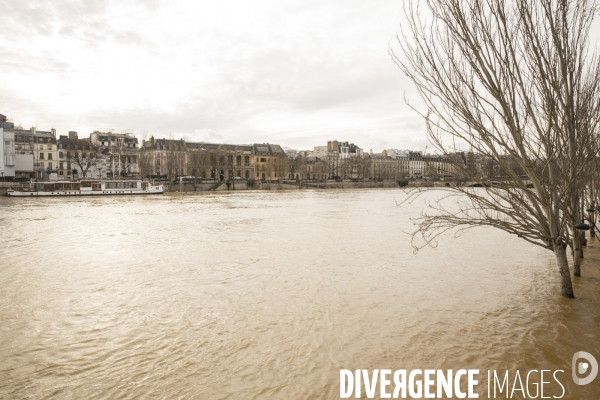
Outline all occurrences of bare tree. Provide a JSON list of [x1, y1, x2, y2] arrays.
[[285, 148, 300, 179], [275, 154, 288, 180], [65, 141, 102, 180], [284, 148, 299, 161], [392, 0, 600, 297], [139, 146, 153, 179], [109, 142, 138, 178], [294, 155, 308, 183], [164, 139, 186, 181], [187, 149, 210, 184]]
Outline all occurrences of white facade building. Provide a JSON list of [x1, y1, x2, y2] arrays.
[[408, 151, 425, 178], [2, 129, 15, 177], [90, 131, 140, 177], [309, 145, 328, 159]]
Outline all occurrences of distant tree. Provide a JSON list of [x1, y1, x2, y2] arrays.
[[284, 148, 299, 160], [109, 141, 137, 178], [65, 140, 102, 180], [165, 139, 186, 180], [139, 146, 153, 179], [188, 149, 210, 183], [285, 148, 300, 179]]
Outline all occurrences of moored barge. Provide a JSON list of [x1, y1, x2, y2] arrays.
[[6, 180, 164, 197]]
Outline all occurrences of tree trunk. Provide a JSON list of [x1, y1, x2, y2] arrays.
[[573, 234, 581, 277], [554, 243, 575, 298]]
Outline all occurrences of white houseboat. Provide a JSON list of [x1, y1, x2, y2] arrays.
[[6, 180, 164, 197]]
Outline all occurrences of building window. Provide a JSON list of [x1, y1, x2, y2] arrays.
[[39, 152, 44, 159], [48, 162, 52, 170], [59, 152, 63, 158], [40, 162, 44, 169], [48, 153, 52, 160], [59, 161, 64, 169]]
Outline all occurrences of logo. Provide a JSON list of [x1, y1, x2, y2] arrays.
[[572, 351, 598, 385]]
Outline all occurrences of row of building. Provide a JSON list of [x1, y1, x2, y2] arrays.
[[2, 113, 493, 182], [1, 114, 140, 181]]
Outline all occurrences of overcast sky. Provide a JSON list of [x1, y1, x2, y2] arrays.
[[1, 0, 428, 152]]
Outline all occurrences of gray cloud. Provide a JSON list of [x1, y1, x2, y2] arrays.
[[0, 46, 70, 75], [1, 0, 427, 152], [2, 0, 157, 45]]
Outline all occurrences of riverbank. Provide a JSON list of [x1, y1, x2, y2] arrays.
[[0, 178, 516, 194], [163, 179, 402, 192]]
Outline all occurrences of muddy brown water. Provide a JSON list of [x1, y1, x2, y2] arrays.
[[0, 189, 598, 399]]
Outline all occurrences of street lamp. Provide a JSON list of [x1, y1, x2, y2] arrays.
[[574, 221, 591, 231], [586, 207, 597, 238]]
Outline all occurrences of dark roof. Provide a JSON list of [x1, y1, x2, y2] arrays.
[[34, 133, 57, 144], [148, 138, 187, 150], [186, 142, 253, 152], [0, 114, 13, 129], [97, 134, 138, 144], [305, 156, 324, 164], [253, 143, 286, 156], [58, 137, 94, 149]]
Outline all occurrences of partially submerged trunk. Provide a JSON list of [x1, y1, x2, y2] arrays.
[[554, 243, 575, 298], [573, 234, 582, 277]]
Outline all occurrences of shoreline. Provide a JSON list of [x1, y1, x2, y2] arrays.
[[0, 179, 470, 194]]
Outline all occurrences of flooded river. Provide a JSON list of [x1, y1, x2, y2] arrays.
[[0, 189, 598, 399]]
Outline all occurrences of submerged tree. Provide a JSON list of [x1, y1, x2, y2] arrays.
[[391, 0, 600, 297]]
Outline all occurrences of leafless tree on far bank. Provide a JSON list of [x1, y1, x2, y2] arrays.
[[391, 0, 600, 297], [138, 147, 153, 179], [66, 142, 102, 180]]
